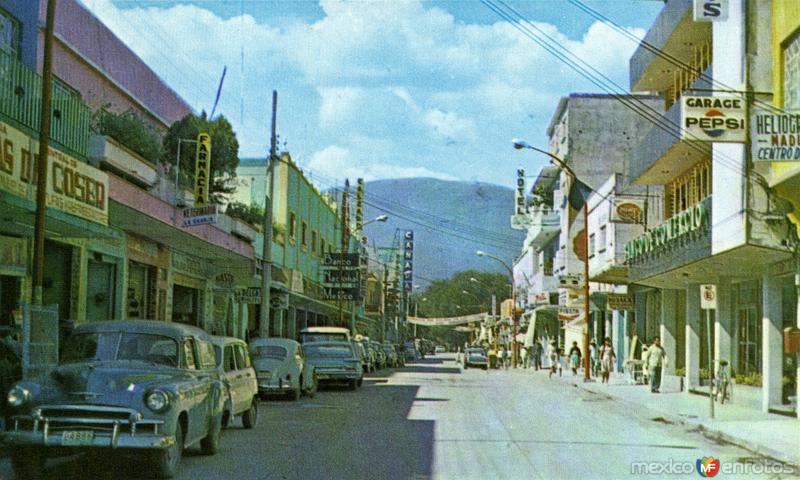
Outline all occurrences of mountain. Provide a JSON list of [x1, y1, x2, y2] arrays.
[[359, 178, 525, 285]]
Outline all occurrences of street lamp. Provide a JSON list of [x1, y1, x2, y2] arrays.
[[476, 250, 518, 368], [514, 138, 591, 382], [360, 214, 389, 229]]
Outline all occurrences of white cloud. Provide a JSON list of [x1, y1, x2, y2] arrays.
[[423, 109, 477, 139], [308, 145, 457, 182]]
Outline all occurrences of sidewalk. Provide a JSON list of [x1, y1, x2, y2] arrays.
[[543, 369, 800, 467]]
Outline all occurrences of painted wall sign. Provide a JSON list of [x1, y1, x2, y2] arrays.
[[607, 293, 634, 311], [693, 0, 729, 22], [611, 198, 644, 224], [0, 121, 109, 225], [193, 133, 211, 207], [681, 96, 746, 143], [751, 110, 800, 161], [625, 201, 708, 261]]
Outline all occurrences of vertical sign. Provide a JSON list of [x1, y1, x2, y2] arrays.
[[403, 230, 414, 292], [194, 133, 211, 207], [356, 178, 364, 232], [515, 168, 526, 215]]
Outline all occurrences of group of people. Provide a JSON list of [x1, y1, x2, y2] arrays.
[[540, 337, 617, 383]]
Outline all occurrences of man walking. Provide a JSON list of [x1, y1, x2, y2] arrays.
[[643, 337, 667, 393], [532, 338, 543, 371]]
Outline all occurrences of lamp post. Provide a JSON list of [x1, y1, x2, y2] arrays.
[[477, 250, 518, 368], [514, 139, 591, 382]]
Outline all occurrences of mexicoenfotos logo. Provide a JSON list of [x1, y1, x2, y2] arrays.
[[696, 457, 720, 477]]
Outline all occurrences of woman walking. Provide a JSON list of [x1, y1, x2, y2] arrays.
[[599, 337, 616, 384], [568, 341, 582, 376]]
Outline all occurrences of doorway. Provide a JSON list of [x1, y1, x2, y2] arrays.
[[86, 260, 115, 321], [43, 241, 72, 320]]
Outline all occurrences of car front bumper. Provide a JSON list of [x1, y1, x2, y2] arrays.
[[314, 369, 361, 381], [257, 380, 294, 392]]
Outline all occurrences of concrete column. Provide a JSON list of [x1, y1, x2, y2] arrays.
[[762, 274, 783, 413], [660, 289, 678, 375], [685, 283, 701, 391], [715, 277, 734, 374], [612, 310, 627, 372]]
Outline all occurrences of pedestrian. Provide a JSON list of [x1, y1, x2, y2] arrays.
[[589, 339, 598, 377], [643, 336, 667, 393], [532, 338, 543, 371], [548, 342, 562, 378], [488, 345, 498, 369], [521, 345, 530, 369], [599, 337, 616, 384], [568, 341, 582, 376], [499, 345, 509, 370]]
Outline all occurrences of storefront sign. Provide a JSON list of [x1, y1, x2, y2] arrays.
[[607, 293, 634, 311], [172, 251, 207, 277], [681, 96, 746, 143], [533, 292, 550, 306], [193, 133, 211, 207], [214, 272, 235, 289], [751, 110, 800, 161], [234, 287, 261, 304], [403, 230, 414, 292], [322, 253, 360, 267], [610, 198, 644, 224], [693, 0, 729, 22], [183, 205, 218, 227], [355, 178, 364, 231], [323, 286, 361, 301], [558, 307, 582, 322], [625, 201, 708, 261], [0, 121, 109, 225]]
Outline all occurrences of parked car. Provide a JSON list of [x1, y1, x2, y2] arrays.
[[2, 320, 226, 479], [434, 345, 446, 354], [352, 341, 372, 374], [403, 341, 417, 362], [249, 338, 317, 400], [303, 341, 363, 390], [210, 336, 258, 428], [299, 326, 351, 343], [353, 335, 375, 373], [370, 341, 387, 369], [464, 347, 489, 370], [382, 343, 399, 368]]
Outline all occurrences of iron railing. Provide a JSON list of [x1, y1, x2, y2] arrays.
[[0, 48, 90, 159]]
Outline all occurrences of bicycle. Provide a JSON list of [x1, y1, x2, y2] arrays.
[[714, 360, 732, 404]]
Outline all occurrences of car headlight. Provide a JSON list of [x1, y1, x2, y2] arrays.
[[7, 386, 30, 408], [145, 390, 170, 413]]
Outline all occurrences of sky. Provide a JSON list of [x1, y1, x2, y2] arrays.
[[79, 0, 663, 188]]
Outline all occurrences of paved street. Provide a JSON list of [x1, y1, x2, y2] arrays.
[[1, 354, 795, 480]]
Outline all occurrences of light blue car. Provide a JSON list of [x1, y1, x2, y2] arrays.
[[303, 341, 363, 390], [249, 338, 317, 401]]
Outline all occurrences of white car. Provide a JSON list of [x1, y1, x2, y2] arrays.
[[434, 346, 446, 354], [249, 338, 317, 400]]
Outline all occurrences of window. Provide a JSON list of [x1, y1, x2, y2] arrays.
[[320, 237, 326, 257], [665, 160, 711, 218], [0, 9, 20, 58], [589, 233, 596, 258], [234, 345, 249, 369], [183, 338, 197, 370], [785, 32, 800, 109], [289, 211, 296, 241], [197, 341, 217, 369], [301, 221, 308, 247], [223, 346, 236, 372], [598, 225, 607, 253], [311, 230, 318, 255]]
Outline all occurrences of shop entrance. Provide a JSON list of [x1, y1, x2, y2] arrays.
[[736, 281, 761, 376], [87, 259, 115, 321], [0, 275, 21, 327], [172, 284, 199, 325], [43, 241, 72, 320]]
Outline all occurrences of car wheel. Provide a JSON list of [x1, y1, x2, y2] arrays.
[[483, 366, 488, 371], [152, 421, 183, 478], [200, 412, 222, 455], [357, 376, 363, 388], [221, 409, 231, 429], [349, 379, 358, 390], [12, 447, 45, 479], [242, 398, 258, 429], [464, 364, 468, 369], [305, 374, 318, 398]]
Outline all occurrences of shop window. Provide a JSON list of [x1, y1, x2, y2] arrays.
[[289, 211, 296, 242], [301, 221, 308, 247], [311, 230, 318, 256], [0, 9, 20, 59], [785, 32, 800, 110], [665, 160, 711, 219]]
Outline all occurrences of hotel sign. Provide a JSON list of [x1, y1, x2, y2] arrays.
[[625, 201, 708, 262], [0, 121, 108, 225], [681, 96, 746, 143], [751, 110, 800, 161]]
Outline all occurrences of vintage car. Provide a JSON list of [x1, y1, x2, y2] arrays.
[[464, 347, 489, 370], [302, 341, 363, 390], [210, 336, 258, 428], [353, 335, 375, 373], [2, 320, 226, 479], [299, 326, 351, 343], [382, 343, 400, 368], [249, 338, 316, 400], [370, 341, 387, 370]]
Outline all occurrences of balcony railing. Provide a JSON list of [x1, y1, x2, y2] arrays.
[[0, 48, 90, 158]]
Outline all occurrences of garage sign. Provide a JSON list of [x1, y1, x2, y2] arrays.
[[681, 96, 746, 143]]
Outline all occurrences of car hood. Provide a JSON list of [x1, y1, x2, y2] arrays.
[[45, 361, 189, 407]]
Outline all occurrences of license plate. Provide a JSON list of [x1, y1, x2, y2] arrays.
[[63, 430, 94, 446]]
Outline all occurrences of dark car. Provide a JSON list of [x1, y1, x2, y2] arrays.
[[2, 320, 227, 479]]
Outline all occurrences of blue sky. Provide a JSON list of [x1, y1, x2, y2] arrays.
[[81, 0, 663, 188]]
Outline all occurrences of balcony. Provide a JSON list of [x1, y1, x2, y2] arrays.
[[524, 208, 560, 249], [88, 135, 158, 188], [0, 48, 90, 159], [629, 0, 711, 93], [629, 66, 712, 185]]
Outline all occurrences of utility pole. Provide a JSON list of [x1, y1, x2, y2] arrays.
[[381, 264, 388, 342], [259, 90, 277, 338], [338, 180, 350, 327], [32, 0, 57, 305]]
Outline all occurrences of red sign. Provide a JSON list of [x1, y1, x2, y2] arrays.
[[573, 229, 587, 261]]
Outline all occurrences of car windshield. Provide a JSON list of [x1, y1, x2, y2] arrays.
[[61, 332, 179, 366], [301, 333, 348, 343], [304, 344, 353, 358], [467, 349, 486, 356], [252, 345, 288, 360]]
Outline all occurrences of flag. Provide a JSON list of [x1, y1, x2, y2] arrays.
[[567, 177, 592, 211]]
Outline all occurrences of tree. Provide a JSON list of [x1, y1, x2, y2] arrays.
[[91, 106, 163, 165], [163, 112, 240, 202]]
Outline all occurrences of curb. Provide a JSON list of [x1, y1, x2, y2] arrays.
[[563, 376, 799, 468]]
